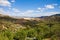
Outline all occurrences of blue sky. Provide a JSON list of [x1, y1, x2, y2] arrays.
[[0, 0, 60, 17]]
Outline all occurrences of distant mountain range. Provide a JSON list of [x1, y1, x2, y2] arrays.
[[36, 14, 60, 18], [0, 13, 60, 25], [0, 14, 60, 19], [51, 14, 60, 16]]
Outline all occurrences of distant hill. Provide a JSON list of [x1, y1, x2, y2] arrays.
[[0, 14, 60, 22], [41, 14, 60, 22], [51, 14, 60, 16], [0, 14, 60, 19], [37, 14, 60, 18]]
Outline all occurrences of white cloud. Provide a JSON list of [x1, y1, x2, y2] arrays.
[[37, 8, 42, 12], [11, 0, 15, 2], [0, 8, 5, 14], [19, 10, 35, 17], [45, 5, 54, 9], [38, 8, 41, 10], [43, 12, 60, 16], [37, 8, 45, 12], [0, 0, 11, 7], [59, 6, 60, 8], [12, 8, 21, 13], [52, 4, 58, 6], [0, 8, 10, 15], [24, 10, 34, 14], [0, 7, 60, 17], [8, 8, 23, 16]]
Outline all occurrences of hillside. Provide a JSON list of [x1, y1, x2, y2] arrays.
[[0, 14, 60, 40]]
